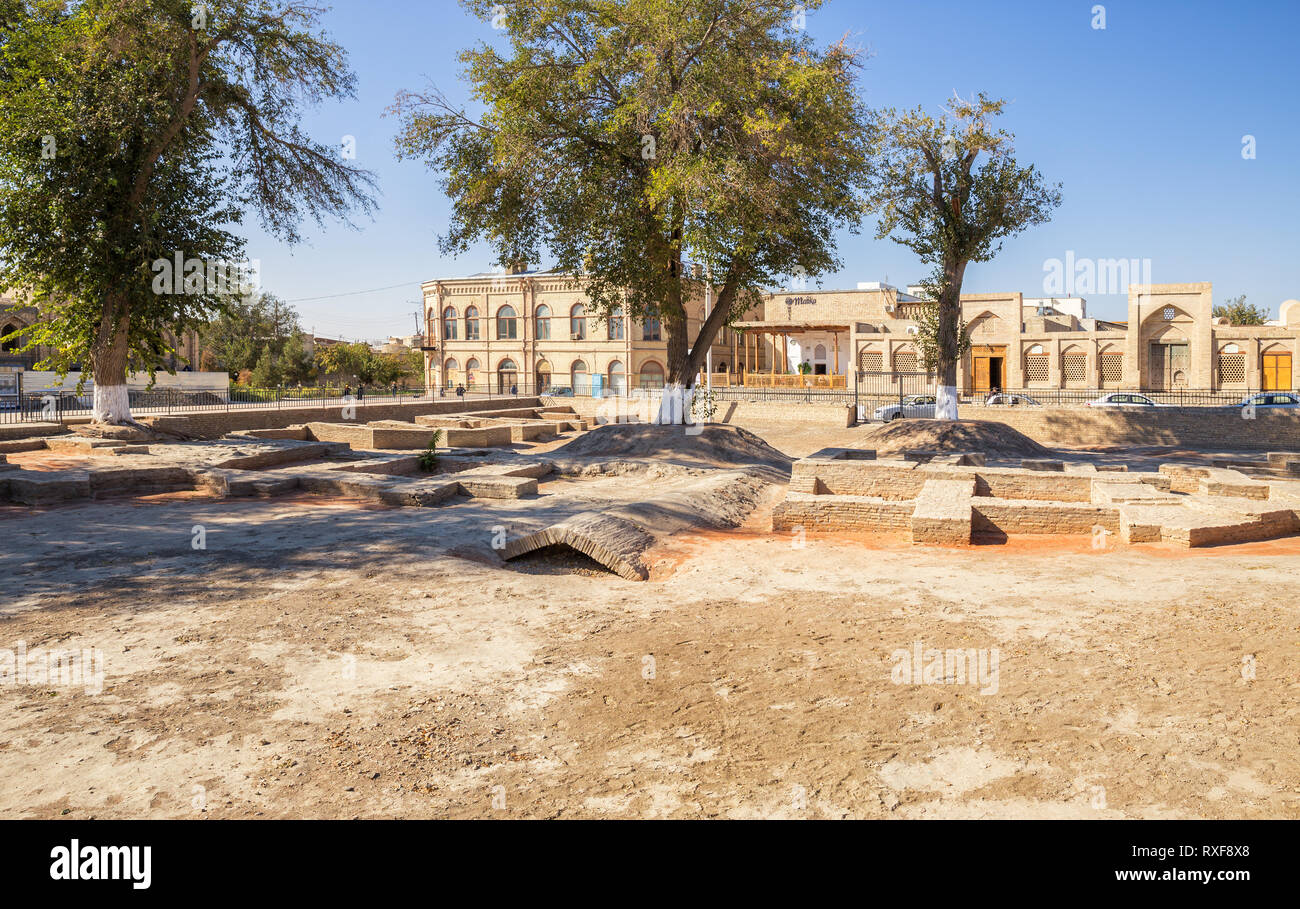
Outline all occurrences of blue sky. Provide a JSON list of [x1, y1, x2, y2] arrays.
[[244, 0, 1300, 338]]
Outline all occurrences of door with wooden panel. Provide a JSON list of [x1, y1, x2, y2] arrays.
[[1263, 352, 1293, 390]]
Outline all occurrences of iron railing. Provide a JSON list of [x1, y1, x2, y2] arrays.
[[3, 377, 1294, 426]]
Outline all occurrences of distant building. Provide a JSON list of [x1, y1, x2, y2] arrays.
[[417, 274, 1300, 394], [421, 267, 751, 394]]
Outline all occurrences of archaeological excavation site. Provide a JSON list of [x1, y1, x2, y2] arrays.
[[3, 394, 1300, 825]]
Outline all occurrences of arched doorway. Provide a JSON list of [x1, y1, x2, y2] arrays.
[[443, 358, 460, 388], [570, 359, 589, 394], [497, 358, 518, 394], [465, 358, 480, 390], [536, 360, 552, 393]]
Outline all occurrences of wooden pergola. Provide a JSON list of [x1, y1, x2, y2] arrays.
[[710, 320, 851, 388]]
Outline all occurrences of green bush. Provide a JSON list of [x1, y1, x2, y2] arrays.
[[418, 429, 444, 472]]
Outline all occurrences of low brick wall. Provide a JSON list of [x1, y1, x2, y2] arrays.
[[138, 397, 540, 440], [956, 404, 1300, 451], [772, 491, 913, 531], [972, 500, 1119, 535], [544, 395, 854, 428]]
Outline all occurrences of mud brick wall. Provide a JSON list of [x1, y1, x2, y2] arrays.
[[971, 471, 1094, 503], [791, 461, 928, 499], [958, 405, 1300, 451], [792, 460, 1095, 503], [138, 398, 541, 440], [772, 491, 912, 531], [972, 500, 1119, 535], [547, 395, 854, 428]]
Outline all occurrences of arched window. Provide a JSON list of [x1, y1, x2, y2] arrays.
[[496, 305, 518, 340], [443, 358, 460, 387], [570, 359, 589, 394], [607, 306, 625, 340], [441, 307, 457, 341], [608, 360, 626, 395], [1024, 345, 1049, 384], [466, 357, 480, 388], [1, 323, 19, 353], [1062, 349, 1087, 386], [642, 317, 661, 341], [570, 304, 586, 340], [639, 361, 665, 389], [536, 360, 553, 393], [465, 306, 480, 341], [498, 358, 518, 393], [535, 305, 551, 340]]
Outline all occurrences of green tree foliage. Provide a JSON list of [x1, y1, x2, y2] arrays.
[[1213, 294, 1268, 326], [913, 302, 971, 373], [203, 292, 314, 384], [391, 0, 872, 390], [313, 342, 417, 387], [867, 94, 1061, 417], [0, 0, 375, 422]]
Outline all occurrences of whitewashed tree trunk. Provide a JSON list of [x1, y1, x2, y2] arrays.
[[92, 384, 132, 424], [935, 384, 959, 420], [655, 382, 694, 424]]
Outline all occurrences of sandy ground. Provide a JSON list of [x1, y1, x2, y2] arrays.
[[1, 423, 1298, 819]]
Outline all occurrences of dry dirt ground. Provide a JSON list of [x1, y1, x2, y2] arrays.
[[1, 422, 1298, 819]]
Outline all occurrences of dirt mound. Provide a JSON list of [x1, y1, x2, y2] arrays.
[[552, 423, 793, 472], [859, 419, 1054, 459]]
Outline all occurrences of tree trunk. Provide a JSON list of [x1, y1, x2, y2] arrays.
[[658, 305, 692, 424], [654, 271, 742, 425], [90, 293, 133, 424], [934, 260, 967, 421]]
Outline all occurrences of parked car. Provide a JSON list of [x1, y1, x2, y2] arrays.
[[1237, 392, 1300, 410], [547, 387, 575, 397], [1085, 392, 1162, 407], [983, 392, 1041, 406], [874, 394, 936, 422]]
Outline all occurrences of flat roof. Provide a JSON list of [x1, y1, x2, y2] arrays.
[[733, 320, 853, 331]]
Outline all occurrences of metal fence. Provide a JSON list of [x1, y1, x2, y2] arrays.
[[0, 384, 427, 424], [4, 375, 1294, 425]]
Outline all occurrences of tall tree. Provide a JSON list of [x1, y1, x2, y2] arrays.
[[203, 291, 313, 382], [867, 94, 1061, 419], [391, 0, 872, 419], [0, 0, 375, 424]]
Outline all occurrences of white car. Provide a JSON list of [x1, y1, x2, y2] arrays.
[[874, 394, 936, 422], [1238, 392, 1300, 410], [984, 392, 1041, 406], [1085, 392, 1162, 407]]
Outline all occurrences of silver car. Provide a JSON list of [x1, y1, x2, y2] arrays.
[[874, 394, 936, 422], [1238, 392, 1300, 410], [1085, 392, 1161, 407]]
